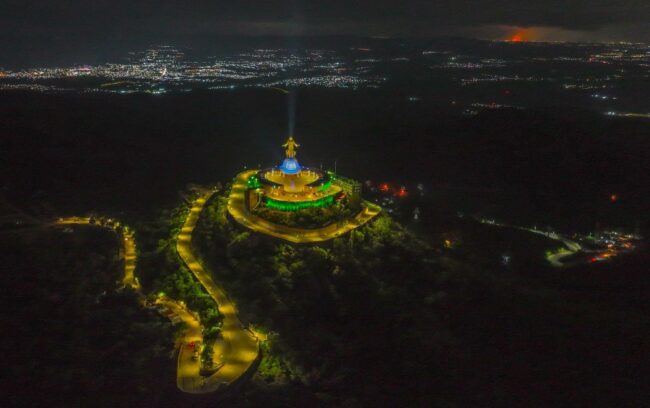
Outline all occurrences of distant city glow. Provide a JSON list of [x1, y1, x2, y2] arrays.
[[2, 43, 650, 120], [0, 46, 385, 93]]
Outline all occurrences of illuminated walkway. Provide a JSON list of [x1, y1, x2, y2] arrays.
[[175, 192, 259, 392], [155, 298, 205, 392], [54, 217, 139, 290], [122, 231, 138, 290], [547, 247, 576, 267], [228, 170, 381, 243], [53, 212, 257, 393], [52, 217, 230, 393]]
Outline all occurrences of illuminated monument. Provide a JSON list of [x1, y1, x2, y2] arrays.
[[247, 136, 348, 211], [227, 134, 379, 243]]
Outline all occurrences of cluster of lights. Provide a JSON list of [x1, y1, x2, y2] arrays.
[[247, 175, 262, 189], [376, 182, 408, 198], [461, 74, 546, 86], [427, 54, 509, 70], [0, 45, 387, 93], [266, 75, 382, 89], [605, 111, 650, 119]]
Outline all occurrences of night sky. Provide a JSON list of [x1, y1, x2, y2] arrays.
[[1, 1, 648, 66]]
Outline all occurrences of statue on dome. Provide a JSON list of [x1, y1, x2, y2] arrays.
[[282, 137, 300, 159]]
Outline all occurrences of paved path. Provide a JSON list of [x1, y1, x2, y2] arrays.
[[51, 215, 248, 394], [228, 170, 381, 243], [477, 217, 583, 267], [155, 299, 206, 392], [175, 192, 259, 392], [54, 217, 140, 289], [547, 248, 576, 267], [121, 230, 139, 290]]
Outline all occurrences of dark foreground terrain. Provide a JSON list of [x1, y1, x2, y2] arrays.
[[190, 194, 650, 406], [0, 226, 179, 406]]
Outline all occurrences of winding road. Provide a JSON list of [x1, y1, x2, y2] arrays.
[[51, 192, 260, 394], [477, 217, 583, 267], [175, 191, 259, 392], [54, 217, 139, 290]]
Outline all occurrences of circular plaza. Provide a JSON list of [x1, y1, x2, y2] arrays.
[[227, 136, 380, 243]]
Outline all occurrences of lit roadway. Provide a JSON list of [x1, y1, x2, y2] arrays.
[[54, 216, 91, 225], [228, 170, 381, 243], [53, 217, 139, 290], [478, 217, 582, 267], [121, 231, 139, 290], [155, 298, 205, 392], [547, 247, 575, 267], [176, 192, 259, 392], [52, 216, 243, 393]]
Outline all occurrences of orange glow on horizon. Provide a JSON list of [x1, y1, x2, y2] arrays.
[[485, 24, 595, 43], [505, 28, 539, 42], [510, 33, 524, 42]]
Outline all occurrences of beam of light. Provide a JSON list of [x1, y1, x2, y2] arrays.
[[269, 87, 289, 94], [288, 89, 296, 137]]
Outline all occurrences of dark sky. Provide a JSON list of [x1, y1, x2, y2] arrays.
[[1, 0, 648, 63]]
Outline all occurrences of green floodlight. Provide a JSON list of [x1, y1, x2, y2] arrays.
[[319, 180, 332, 192], [264, 195, 335, 211]]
